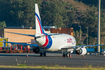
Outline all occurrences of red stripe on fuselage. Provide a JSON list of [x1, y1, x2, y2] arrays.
[[43, 36, 49, 47]]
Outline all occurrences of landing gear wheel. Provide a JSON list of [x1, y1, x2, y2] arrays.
[[67, 53, 69, 57], [63, 53, 65, 57], [40, 52, 46, 57], [63, 53, 67, 57], [40, 52, 43, 57], [67, 53, 71, 58], [44, 52, 46, 57]]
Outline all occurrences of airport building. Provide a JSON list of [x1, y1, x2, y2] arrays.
[[0, 27, 73, 47]]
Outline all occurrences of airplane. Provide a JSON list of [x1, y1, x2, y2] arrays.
[[1, 4, 105, 57], [30, 4, 76, 57]]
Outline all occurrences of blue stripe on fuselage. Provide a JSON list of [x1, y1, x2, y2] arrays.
[[46, 36, 52, 49], [44, 33, 52, 49]]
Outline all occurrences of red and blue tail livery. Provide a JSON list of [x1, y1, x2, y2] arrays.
[[35, 4, 45, 34]]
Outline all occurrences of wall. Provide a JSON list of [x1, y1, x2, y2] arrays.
[[0, 29, 4, 37], [4, 29, 36, 44], [50, 28, 73, 36]]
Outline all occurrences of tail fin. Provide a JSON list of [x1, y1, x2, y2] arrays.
[[35, 4, 45, 35]]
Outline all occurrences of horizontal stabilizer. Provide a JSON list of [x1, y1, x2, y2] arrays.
[[6, 31, 35, 37]]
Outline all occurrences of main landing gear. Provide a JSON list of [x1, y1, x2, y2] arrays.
[[62, 52, 71, 58], [40, 52, 46, 57], [62, 49, 72, 58]]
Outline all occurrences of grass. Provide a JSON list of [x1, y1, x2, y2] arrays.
[[0, 65, 105, 70], [18, 64, 27, 67], [0, 58, 102, 70]]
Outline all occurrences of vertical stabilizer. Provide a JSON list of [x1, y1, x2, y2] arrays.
[[35, 4, 45, 35]]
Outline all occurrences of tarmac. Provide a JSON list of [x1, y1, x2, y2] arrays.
[[0, 53, 105, 67]]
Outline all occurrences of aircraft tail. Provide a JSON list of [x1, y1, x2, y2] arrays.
[[35, 4, 45, 35]]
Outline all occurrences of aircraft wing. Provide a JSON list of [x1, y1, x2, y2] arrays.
[[6, 31, 35, 37], [73, 44, 105, 48], [61, 44, 105, 50], [0, 41, 39, 47]]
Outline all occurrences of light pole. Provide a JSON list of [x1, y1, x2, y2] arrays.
[[98, 0, 101, 52], [87, 27, 88, 45], [79, 26, 81, 45]]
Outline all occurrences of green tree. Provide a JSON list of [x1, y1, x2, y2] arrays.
[[80, 9, 98, 37], [0, 21, 6, 29], [0, 0, 42, 28], [41, 0, 74, 28], [84, 36, 95, 45], [41, 0, 72, 28], [75, 30, 79, 37], [76, 37, 80, 45], [73, 30, 75, 36]]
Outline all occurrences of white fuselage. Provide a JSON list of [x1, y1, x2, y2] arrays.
[[35, 33, 76, 51]]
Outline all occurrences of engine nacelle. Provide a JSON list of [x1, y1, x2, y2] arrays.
[[33, 47, 40, 53], [75, 47, 87, 55]]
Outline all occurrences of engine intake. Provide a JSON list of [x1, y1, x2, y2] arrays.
[[75, 47, 87, 55]]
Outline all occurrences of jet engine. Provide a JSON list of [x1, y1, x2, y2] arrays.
[[33, 47, 40, 53], [75, 47, 87, 55]]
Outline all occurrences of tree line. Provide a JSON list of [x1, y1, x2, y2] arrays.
[[78, 0, 105, 9], [0, 0, 105, 45]]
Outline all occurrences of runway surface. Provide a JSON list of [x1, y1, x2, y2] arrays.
[[0, 53, 105, 67]]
